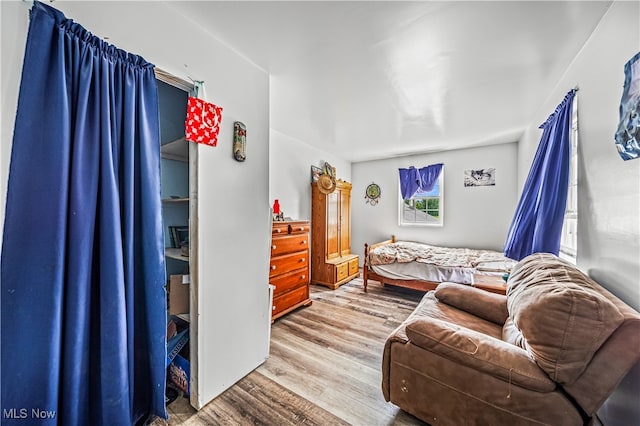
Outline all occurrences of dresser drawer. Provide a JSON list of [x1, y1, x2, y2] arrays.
[[288, 222, 310, 234], [270, 268, 308, 296], [271, 234, 309, 257], [272, 223, 289, 236], [273, 286, 309, 317], [348, 257, 359, 275], [336, 262, 349, 281], [270, 251, 308, 278]]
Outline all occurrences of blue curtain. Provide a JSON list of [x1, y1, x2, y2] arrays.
[[399, 163, 443, 199], [399, 166, 422, 199], [503, 89, 576, 261], [1, 2, 167, 425], [418, 163, 443, 192]]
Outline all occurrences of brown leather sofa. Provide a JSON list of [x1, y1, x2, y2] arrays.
[[382, 253, 640, 425]]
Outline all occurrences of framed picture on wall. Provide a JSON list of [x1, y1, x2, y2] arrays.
[[311, 165, 322, 182], [464, 168, 496, 187]]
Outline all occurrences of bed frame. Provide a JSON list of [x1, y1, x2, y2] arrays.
[[362, 236, 507, 294], [363, 236, 439, 293]]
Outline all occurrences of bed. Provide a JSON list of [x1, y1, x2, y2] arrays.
[[362, 236, 515, 294]]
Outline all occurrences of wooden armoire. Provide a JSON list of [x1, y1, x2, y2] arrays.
[[311, 179, 359, 289]]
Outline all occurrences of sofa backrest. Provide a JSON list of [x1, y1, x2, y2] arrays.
[[504, 253, 640, 415], [562, 281, 640, 415]]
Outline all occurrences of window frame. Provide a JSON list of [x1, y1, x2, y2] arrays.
[[559, 95, 578, 264], [398, 168, 444, 227]]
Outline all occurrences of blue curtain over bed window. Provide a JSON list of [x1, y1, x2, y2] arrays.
[[418, 163, 443, 193], [1, 2, 167, 424], [503, 89, 576, 261], [399, 163, 443, 199], [399, 166, 422, 199]]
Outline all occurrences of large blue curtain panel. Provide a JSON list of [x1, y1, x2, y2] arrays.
[[504, 89, 576, 261], [1, 2, 167, 425]]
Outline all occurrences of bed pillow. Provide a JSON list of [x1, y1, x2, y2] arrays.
[[506, 253, 624, 385]]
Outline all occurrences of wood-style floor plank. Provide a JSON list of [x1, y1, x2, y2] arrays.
[[152, 277, 429, 426]]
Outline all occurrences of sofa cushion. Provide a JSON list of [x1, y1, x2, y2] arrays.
[[405, 317, 556, 392], [435, 282, 508, 325], [382, 290, 503, 400], [506, 253, 625, 385]]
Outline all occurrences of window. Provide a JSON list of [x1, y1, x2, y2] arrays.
[[560, 95, 578, 264], [399, 170, 444, 226]]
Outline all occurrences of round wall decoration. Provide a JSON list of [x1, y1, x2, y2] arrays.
[[365, 183, 381, 205]]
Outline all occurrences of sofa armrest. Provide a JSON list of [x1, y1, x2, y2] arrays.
[[435, 282, 508, 324], [405, 317, 556, 392]]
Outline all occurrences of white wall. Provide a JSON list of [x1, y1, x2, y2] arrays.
[[269, 128, 351, 221], [516, 2, 639, 423], [351, 142, 518, 263], [0, 1, 271, 410]]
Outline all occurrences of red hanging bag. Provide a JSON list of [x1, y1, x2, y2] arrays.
[[185, 96, 223, 146]]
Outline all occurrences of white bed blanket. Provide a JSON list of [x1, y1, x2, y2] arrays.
[[369, 241, 515, 283]]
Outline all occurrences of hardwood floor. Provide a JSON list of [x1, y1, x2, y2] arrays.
[[154, 277, 429, 426]]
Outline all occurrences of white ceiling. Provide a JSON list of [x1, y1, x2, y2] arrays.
[[167, 1, 612, 162]]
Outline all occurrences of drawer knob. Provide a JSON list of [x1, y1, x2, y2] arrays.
[[271, 265, 276, 270], [299, 227, 304, 231], [300, 258, 305, 262], [272, 306, 276, 310], [272, 245, 276, 250], [302, 240, 307, 244], [301, 275, 306, 280], [276, 229, 282, 233]]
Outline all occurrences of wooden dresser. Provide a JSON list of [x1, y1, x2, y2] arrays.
[[269, 220, 312, 320], [311, 180, 359, 289]]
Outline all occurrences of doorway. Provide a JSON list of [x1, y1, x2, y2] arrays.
[[155, 69, 200, 409]]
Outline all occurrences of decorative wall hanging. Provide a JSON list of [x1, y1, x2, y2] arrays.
[[615, 51, 640, 161], [464, 168, 495, 187], [365, 183, 381, 205], [323, 161, 336, 179], [185, 85, 223, 147], [233, 121, 246, 161], [310, 165, 322, 182]]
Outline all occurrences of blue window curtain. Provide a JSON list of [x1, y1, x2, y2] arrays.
[[418, 163, 443, 192], [399, 163, 443, 199], [1, 2, 167, 425], [399, 166, 422, 199], [503, 89, 576, 261]]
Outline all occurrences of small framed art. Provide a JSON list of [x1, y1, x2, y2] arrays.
[[311, 165, 322, 182], [464, 168, 495, 187]]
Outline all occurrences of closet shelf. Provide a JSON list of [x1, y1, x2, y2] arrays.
[[175, 313, 190, 323], [162, 197, 189, 203], [161, 136, 188, 162], [166, 248, 189, 262]]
